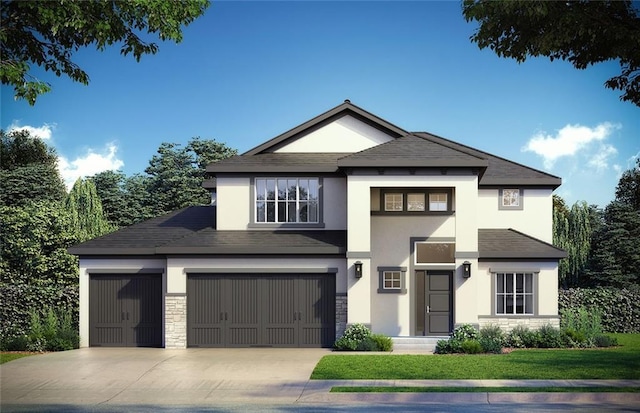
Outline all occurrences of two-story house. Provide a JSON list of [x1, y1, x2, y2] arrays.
[[69, 100, 566, 348]]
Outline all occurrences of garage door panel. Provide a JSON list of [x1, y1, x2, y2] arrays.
[[90, 275, 162, 347], [187, 273, 335, 348], [187, 275, 224, 347]]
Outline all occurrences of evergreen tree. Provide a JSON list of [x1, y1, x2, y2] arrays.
[[553, 195, 593, 287]]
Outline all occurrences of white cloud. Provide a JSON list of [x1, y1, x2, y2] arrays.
[[8, 122, 55, 140], [522, 122, 620, 169], [58, 144, 124, 190], [587, 144, 618, 172]]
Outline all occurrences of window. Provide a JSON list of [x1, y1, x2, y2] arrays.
[[383, 271, 401, 289], [377, 266, 407, 293], [496, 272, 534, 315], [499, 188, 523, 210], [376, 188, 453, 214], [385, 193, 403, 211], [415, 242, 455, 264], [255, 178, 319, 223], [429, 193, 447, 211], [407, 193, 425, 211]]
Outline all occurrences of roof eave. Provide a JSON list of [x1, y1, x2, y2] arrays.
[[337, 159, 489, 168]]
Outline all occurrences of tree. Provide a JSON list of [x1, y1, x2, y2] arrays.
[[64, 178, 115, 242], [615, 158, 640, 210], [553, 195, 593, 287], [144, 137, 237, 216], [463, 1, 640, 107], [0, 129, 66, 206], [90, 170, 155, 228], [1, 0, 209, 105]]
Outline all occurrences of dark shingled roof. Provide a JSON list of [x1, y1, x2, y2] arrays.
[[478, 228, 567, 260], [207, 153, 350, 173], [414, 133, 561, 187], [337, 134, 488, 168], [68, 206, 346, 256]]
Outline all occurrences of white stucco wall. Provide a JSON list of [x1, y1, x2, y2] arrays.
[[273, 115, 394, 153], [216, 176, 346, 230], [477, 188, 553, 242], [78, 258, 167, 348]]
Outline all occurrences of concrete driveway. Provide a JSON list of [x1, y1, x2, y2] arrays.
[[1, 347, 331, 407]]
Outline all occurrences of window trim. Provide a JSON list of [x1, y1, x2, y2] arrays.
[[499, 188, 524, 210], [374, 188, 453, 215], [377, 266, 407, 294], [493, 271, 537, 316], [249, 177, 325, 228]]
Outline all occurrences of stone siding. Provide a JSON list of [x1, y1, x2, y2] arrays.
[[165, 294, 187, 348], [336, 294, 347, 338], [478, 316, 560, 332]]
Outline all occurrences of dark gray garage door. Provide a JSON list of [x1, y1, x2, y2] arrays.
[[187, 274, 335, 348], [89, 274, 162, 347]]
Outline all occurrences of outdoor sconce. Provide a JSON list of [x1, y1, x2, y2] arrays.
[[354, 261, 363, 278], [462, 261, 471, 278]]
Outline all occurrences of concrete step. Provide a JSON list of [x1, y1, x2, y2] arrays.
[[391, 336, 449, 353]]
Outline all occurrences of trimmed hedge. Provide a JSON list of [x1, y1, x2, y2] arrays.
[[0, 281, 78, 343], [559, 287, 640, 333]]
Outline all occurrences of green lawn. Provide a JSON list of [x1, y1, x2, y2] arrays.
[[331, 386, 640, 393], [0, 352, 38, 364], [311, 334, 640, 380]]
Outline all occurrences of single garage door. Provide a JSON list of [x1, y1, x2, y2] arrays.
[[89, 274, 162, 347], [187, 274, 335, 348]]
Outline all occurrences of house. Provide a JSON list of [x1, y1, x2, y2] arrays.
[[69, 100, 566, 348]]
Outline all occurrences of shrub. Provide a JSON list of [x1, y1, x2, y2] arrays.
[[562, 306, 603, 347], [452, 324, 478, 341], [333, 324, 392, 351], [594, 335, 618, 348], [460, 339, 483, 354], [435, 339, 459, 354], [506, 326, 540, 348], [537, 324, 564, 349], [21, 307, 79, 352], [478, 324, 504, 353], [370, 333, 393, 352]]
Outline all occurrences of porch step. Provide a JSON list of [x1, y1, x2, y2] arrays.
[[391, 336, 449, 353]]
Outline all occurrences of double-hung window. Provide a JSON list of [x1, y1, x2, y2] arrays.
[[496, 272, 534, 315], [255, 178, 319, 223]]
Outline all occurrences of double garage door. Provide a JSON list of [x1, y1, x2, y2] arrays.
[[187, 274, 335, 348], [89, 273, 336, 348]]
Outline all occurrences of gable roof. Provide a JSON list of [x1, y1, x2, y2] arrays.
[[206, 100, 561, 188], [337, 134, 488, 169], [478, 228, 567, 260], [68, 206, 346, 256], [243, 100, 408, 156]]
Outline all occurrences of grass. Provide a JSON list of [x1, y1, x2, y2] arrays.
[[331, 386, 640, 393], [0, 352, 38, 364], [311, 333, 640, 380]]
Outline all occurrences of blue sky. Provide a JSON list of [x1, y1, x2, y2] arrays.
[[2, 1, 638, 208]]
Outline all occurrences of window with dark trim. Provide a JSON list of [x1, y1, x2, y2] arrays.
[[499, 188, 524, 210], [255, 178, 319, 223], [376, 188, 453, 215], [495, 272, 534, 315], [377, 266, 407, 293]]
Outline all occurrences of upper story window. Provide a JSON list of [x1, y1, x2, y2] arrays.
[[499, 188, 524, 210], [376, 188, 453, 215], [255, 178, 319, 223]]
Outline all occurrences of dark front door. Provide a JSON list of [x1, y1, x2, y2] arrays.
[[89, 274, 162, 347], [187, 274, 335, 348], [415, 270, 452, 336]]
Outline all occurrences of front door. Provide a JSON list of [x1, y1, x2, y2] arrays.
[[415, 270, 452, 336]]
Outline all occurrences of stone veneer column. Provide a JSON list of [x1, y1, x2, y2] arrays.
[[335, 293, 348, 339], [165, 293, 187, 348]]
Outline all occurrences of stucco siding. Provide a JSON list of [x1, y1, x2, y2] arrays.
[[216, 177, 251, 230], [273, 115, 394, 153], [477, 189, 553, 242]]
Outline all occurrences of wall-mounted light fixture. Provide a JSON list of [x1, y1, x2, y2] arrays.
[[354, 261, 363, 278], [462, 261, 471, 278]]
